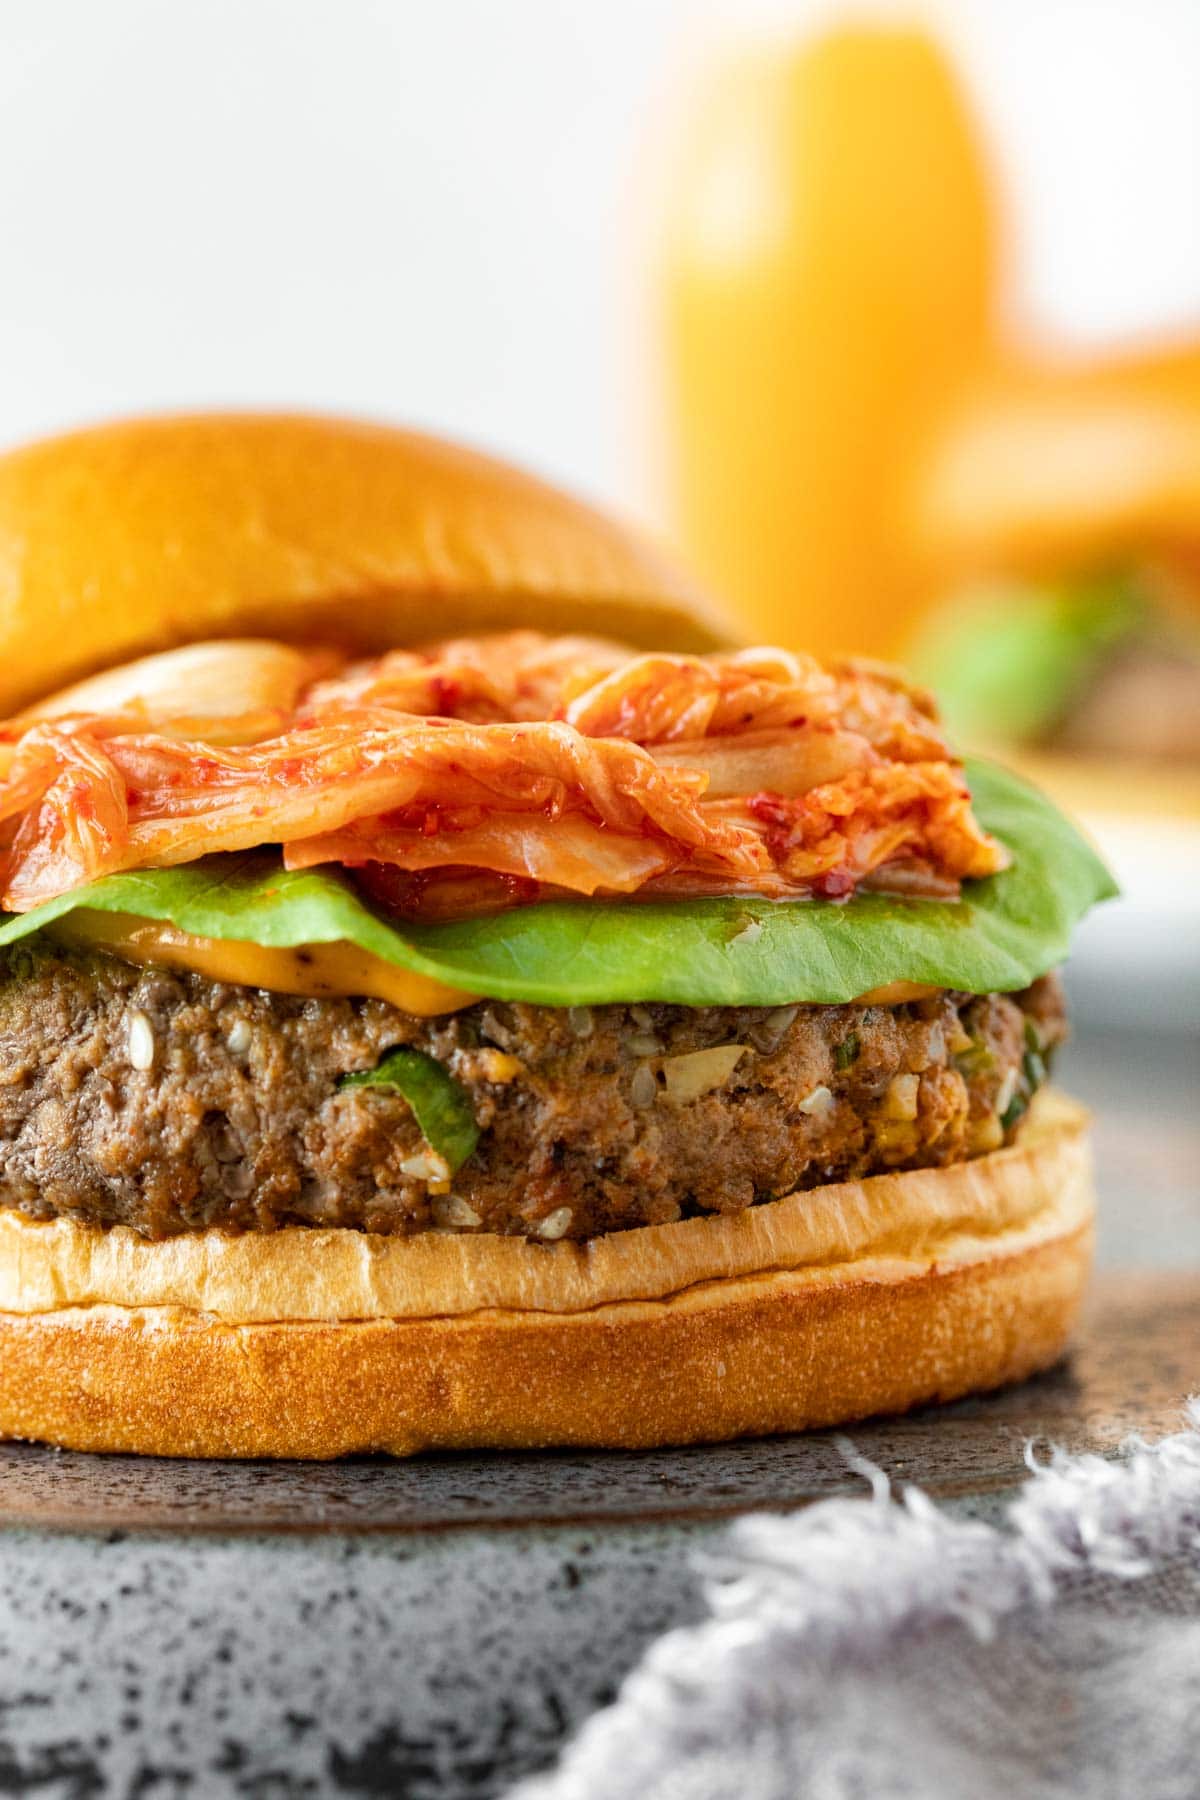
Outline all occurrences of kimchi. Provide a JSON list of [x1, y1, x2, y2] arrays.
[[0, 632, 1006, 916]]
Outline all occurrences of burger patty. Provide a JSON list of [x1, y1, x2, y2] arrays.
[[0, 942, 1066, 1242]]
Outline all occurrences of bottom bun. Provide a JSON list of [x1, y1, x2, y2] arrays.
[[0, 1091, 1093, 1458]]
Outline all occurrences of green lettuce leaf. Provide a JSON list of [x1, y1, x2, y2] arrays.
[[0, 759, 1116, 1006], [909, 572, 1145, 743], [339, 1048, 479, 1172]]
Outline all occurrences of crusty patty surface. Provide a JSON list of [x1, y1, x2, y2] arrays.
[[0, 941, 1065, 1242]]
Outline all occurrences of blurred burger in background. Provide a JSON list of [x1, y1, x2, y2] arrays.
[[902, 348, 1200, 1031], [906, 347, 1200, 800]]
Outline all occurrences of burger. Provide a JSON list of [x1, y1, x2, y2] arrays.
[[905, 352, 1200, 802], [0, 414, 1113, 1459]]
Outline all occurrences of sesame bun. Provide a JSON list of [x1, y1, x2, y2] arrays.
[[0, 1092, 1092, 1458], [0, 412, 731, 716]]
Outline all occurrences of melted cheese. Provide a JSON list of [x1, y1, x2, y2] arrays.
[[854, 981, 941, 1005], [49, 910, 478, 1017], [47, 910, 942, 1017]]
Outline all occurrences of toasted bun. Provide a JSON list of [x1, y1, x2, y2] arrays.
[[909, 356, 1200, 580], [0, 412, 731, 715], [0, 1092, 1093, 1458]]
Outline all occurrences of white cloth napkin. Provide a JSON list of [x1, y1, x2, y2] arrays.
[[511, 1400, 1200, 1800]]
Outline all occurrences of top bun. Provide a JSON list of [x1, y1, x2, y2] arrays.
[[908, 356, 1200, 578], [0, 413, 731, 715]]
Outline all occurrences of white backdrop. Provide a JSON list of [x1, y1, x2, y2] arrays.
[[0, 0, 1198, 524]]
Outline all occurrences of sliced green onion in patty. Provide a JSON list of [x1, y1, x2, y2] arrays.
[[340, 1048, 479, 1174]]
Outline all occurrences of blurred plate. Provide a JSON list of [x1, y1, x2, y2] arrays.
[[1013, 752, 1200, 1031], [1068, 812, 1200, 1030]]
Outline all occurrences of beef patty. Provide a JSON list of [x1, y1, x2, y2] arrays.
[[0, 941, 1066, 1242]]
